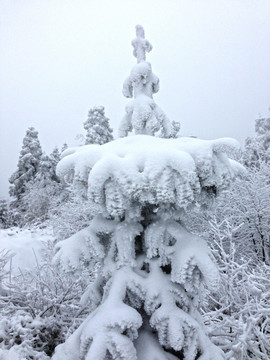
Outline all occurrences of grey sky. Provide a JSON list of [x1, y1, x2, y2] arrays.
[[1, 0, 270, 198]]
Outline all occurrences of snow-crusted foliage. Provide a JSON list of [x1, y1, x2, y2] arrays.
[[186, 162, 270, 266], [57, 135, 243, 216], [9, 127, 42, 202], [8, 128, 64, 226], [52, 133, 242, 360], [0, 241, 92, 359], [17, 153, 62, 226], [84, 106, 113, 145], [180, 160, 270, 359], [48, 190, 94, 241], [119, 25, 179, 138], [201, 219, 270, 360], [20, 181, 62, 225]]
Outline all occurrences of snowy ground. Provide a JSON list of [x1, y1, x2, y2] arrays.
[[0, 226, 55, 276]]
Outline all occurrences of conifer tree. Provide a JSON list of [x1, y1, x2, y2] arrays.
[[21, 152, 63, 224], [50, 147, 61, 168], [84, 106, 113, 145], [9, 127, 42, 203], [244, 115, 270, 167], [0, 199, 9, 229], [52, 26, 244, 360]]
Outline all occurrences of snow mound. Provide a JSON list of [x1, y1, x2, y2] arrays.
[[0, 227, 55, 275]]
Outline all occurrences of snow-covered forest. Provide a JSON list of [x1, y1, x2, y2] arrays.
[[1, 25, 270, 360]]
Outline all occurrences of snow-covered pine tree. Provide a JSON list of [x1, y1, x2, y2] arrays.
[[119, 25, 180, 138], [84, 106, 113, 145], [52, 26, 244, 360], [21, 153, 62, 223], [9, 127, 42, 203], [50, 146, 61, 180], [0, 199, 9, 229], [244, 115, 270, 167]]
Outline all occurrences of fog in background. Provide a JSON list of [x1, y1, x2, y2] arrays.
[[1, 0, 270, 198]]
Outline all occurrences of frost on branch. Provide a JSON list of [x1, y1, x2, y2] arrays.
[[52, 135, 243, 360], [119, 25, 179, 138]]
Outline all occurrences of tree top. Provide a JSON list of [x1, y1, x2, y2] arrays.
[[132, 25, 152, 63]]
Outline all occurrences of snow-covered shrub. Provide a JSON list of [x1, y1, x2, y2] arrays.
[[202, 219, 270, 360], [20, 181, 63, 226], [49, 191, 94, 240], [0, 249, 10, 296], [198, 164, 270, 266], [0, 241, 92, 359]]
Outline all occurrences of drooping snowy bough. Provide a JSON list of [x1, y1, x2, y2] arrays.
[[52, 134, 244, 360]]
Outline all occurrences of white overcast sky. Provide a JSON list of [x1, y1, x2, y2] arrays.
[[1, 0, 270, 198]]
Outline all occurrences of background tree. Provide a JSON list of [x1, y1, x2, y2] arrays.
[[84, 106, 113, 145], [9, 127, 42, 203], [0, 199, 9, 229], [20, 153, 62, 225], [244, 114, 270, 167]]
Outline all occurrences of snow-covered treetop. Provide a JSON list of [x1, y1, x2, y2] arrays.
[[84, 106, 113, 145], [132, 24, 153, 63], [119, 26, 180, 138], [57, 135, 244, 218]]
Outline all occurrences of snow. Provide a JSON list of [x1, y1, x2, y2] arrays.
[[0, 227, 55, 275], [52, 133, 241, 359], [119, 25, 175, 137], [0, 348, 20, 360], [57, 135, 244, 217], [51, 25, 243, 360]]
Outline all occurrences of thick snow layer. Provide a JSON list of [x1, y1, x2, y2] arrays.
[[0, 227, 55, 275], [57, 135, 244, 216], [0, 348, 20, 360]]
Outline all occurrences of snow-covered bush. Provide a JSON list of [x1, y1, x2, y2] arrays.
[[202, 219, 270, 360], [49, 191, 94, 240], [20, 181, 62, 226], [181, 160, 270, 359], [0, 241, 92, 359], [192, 163, 270, 266]]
